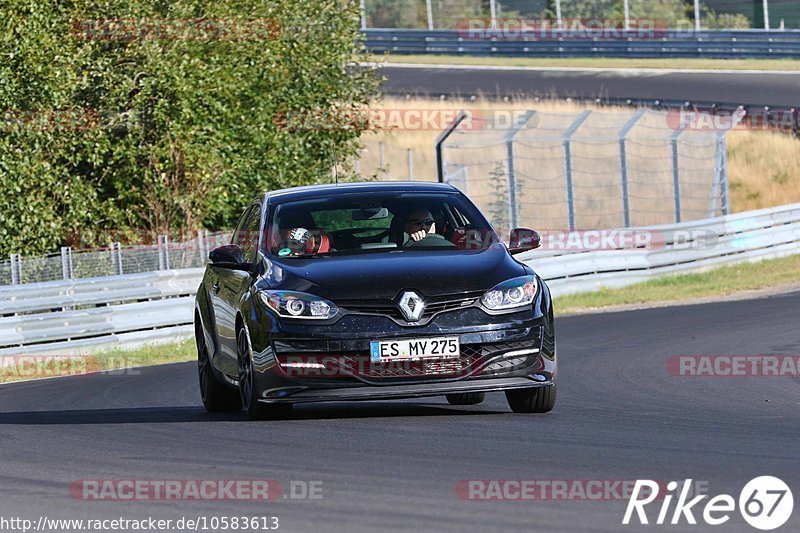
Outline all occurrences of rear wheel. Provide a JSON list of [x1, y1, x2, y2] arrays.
[[196, 322, 241, 412], [505, 383, 556, 413], [237, 325, 292, 420], [445, 392, 485, 405]]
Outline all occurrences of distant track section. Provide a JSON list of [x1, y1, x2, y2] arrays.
[[379, 63, 800, 109]]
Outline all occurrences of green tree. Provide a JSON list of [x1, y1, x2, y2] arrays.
[[0, 0, 378, 256]]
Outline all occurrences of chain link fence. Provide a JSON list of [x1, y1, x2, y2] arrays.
[[0, 231, 231, 286], [438, 108, 733, 234]]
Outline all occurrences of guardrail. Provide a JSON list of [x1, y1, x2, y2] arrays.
[[0, 269, 203, 355], [2, 202, 799, 355], [520, 202, 800, 295], [364, 29, 800, 59]]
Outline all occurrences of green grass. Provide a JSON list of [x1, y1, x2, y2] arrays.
[[554, 254, 800, 316], [375, 54, 800, 71], [0, 338, 196, 384]]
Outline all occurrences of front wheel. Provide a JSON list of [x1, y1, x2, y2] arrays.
[[197, 324, 241, 412], [505, 383, 556, 413], [237, 326, 292, 420]]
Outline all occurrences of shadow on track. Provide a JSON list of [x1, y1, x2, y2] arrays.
[[0, 402, 509, 425]]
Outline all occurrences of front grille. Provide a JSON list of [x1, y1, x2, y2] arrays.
[[274, 339, 539, 380], [336, 354, 480, 378], [339, 290, 484, 323]]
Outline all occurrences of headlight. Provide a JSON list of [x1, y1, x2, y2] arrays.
[[259, 290, 338, 320], [481, 276, 538, 311]]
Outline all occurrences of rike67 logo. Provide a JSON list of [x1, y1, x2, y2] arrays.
[[623, 477, 793, 530]]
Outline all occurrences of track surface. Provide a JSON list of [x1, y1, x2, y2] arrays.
[[380, 64, 800, 107], [1, 291, 799, 532]]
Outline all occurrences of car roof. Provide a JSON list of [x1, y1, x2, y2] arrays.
[[262, 181, 459, 204]]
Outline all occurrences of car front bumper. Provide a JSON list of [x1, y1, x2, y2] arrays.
[[247, 306, 556, 404]]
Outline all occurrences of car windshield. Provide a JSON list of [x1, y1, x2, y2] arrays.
[[263, 192, 499, 258]]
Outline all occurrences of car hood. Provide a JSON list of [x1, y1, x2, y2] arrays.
[[260, 244, 528, 301]]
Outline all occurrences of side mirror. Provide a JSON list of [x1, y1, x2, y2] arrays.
[[508, 228, 541, 255], [209, 244, 250, 269]]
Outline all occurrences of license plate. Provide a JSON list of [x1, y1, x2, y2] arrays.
[[370, 337, 460, 363]]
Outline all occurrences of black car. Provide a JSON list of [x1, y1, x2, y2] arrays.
[[194, 182, 556, 419]]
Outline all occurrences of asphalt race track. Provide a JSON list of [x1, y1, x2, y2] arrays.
[[1, 290, 799, 532], [380, 64, 800, 108]]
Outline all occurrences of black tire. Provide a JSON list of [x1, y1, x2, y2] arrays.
[[505, 384, 556, 413], [237, 325, 293, 420], [445, 392, 486, 405], [196, 322, 241, 412]]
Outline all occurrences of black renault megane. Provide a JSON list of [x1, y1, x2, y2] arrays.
[[194, 182, 556, 419]]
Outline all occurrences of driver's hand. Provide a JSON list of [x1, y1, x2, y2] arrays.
[[409, 222, 435, 242], [410, 229, 426, 242]]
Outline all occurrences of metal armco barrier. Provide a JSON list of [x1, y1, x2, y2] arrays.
[[1, 203, 800, 354], [363, 29, 800, 59], [521, 202, 800, 295], [0, 269, 203, 355]]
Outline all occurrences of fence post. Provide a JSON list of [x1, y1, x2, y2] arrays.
[[10, 254, 21, 284], [671, 126, 686, 223], [504, 111, 536, 230], [435, 111, 468, 183], [157, 234, 170, 270], [425, 0, 433, 30], [618, 109, 645, 228], [60, 246, 73, 280], [111, 242, 124, 275], [562, 111, 592, 231], [407, 148, 414, 181], [378, 141, 386, 178], [554, 0, 563, 30], [359, 0, 366, 30], [711, 131, 731, 217]]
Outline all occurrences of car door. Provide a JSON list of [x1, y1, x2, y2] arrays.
[[208, 202, 262, 376]]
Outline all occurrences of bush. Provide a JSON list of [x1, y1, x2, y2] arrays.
[[0, 0, 378, 257]]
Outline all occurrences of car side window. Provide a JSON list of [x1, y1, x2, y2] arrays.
[[232, 204, 262, 263]]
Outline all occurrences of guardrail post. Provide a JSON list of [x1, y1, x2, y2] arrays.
[[10, 254, 21, 284], [158, 235, 170, 270], [60, 246, 73, 280], [562, 111, 592, 231], [618, 109, 645, 228], [671, 126, 686, 223], [505, 111, 536, 230]]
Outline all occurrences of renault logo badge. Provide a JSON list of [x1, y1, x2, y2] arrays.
[[398, 291, 425, 322]]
